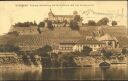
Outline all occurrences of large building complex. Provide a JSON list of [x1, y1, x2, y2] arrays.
[[47, 9, 83, 27]]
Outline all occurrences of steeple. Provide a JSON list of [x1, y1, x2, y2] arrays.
[[48, 8, 54, 17], [73, 11, 78, 16]]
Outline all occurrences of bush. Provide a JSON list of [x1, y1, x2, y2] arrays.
[[74, 15, 81, 22], [47, 20, 54, 30], [34, 45, 53, 67], [112, 21, 117, 26], [14, 21, 37, 27], [0, 44, 20, 52], [58, 53, 77, 67], [7, 31, 19, 36], [38, 21, 45, 27], [122, 47, 127, 55], [97, 17, 109, 26], [87, 20, 96, 26], [82, 46, 92, 56], [69, 14, 82, 31], [101, 49, 113, 60], [69, 20, 79, 31]]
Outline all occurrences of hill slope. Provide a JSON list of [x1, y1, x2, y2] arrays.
[[0, 26, 127, 51]]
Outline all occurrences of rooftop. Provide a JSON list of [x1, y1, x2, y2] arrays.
[[77, 38, 105, 45], [54, 15, 73, 18], [97, 33, 115, 41]]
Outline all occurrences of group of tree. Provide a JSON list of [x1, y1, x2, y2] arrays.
[[38, 21, 45, 27], [19, 51, 42, 66], [97, 17, 109, 26], [14, 21, 37, 27], [29, 45, 77, 67], [0, 44, 20, 52], [122, 47, 128, 55], [101, 48, 113, 60], [86, 17, 118, 26], [37, 20, 54, 34], [69, 15, 82, 31], [81, 46, 93, 56], [34, 45, 53, 67], [111, 21, 117, 26], [7, 31, 19, 36]]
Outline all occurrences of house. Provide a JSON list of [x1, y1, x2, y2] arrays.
[[0, 52, 18, 58], [96, 33, 119, 48], [0, 52, 18, 64], [58, 40, 78, 53], [73, 38, 105, 52], [56, 37, 105, 53]]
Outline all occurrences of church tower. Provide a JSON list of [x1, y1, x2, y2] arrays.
[[48, 9, 54, 20]]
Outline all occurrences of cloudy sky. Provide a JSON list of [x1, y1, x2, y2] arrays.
[[0, 1, 127, 35]]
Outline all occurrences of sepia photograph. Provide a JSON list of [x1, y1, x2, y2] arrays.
[[0, 1, 127, 80]]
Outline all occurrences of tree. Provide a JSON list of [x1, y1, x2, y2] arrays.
[[7, 31, 19, 36], [37, 21, 45, 34], [97, 17, 109, 26], [0, 44, 20, 52], [122, 47, 127, 55], [37, 27, 42, 34], [87, 20, 96, 26], [101, 48, 113, 60], [112, 21, 117, 26], [69, 20, 79, 30], [69, 14, 82, 31], [38, 21, 45, 27], [74, 15, 81, 22], [43, 45, 53, 53], [21, 52, 33, 65], [58, 53, 77, 67], [47, 20, 54, 30], [36, 45, 52, 57], [33, 21, 37, 26], [82, 46, 92, 56], [34, 45, 53, 67], [63, 20, 67, 27], [14, 21, 37, 27]]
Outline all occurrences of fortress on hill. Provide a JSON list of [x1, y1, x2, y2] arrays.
[[48, 9, 82, 27], [47, 9, 83, 27], [8, 9, 125, 53], [10, 9, 83, 35]]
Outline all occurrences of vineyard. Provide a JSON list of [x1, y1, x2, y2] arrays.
[[0, 26, 127, 51]]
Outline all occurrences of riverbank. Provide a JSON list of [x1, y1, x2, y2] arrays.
[[0, 64, 128, 70], [0, 64, 42, 70]]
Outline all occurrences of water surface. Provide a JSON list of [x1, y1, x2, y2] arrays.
[[0, 65, 128, 80]]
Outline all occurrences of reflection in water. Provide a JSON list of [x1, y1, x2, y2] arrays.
[[0, 66, 128, 80]]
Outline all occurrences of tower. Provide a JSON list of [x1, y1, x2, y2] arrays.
[[48, 9, 54, 20], [73, 11, 78, 16]]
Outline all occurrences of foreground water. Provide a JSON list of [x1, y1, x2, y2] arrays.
[[0, 65, 128, 80]]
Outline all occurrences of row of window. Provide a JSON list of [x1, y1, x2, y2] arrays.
[[49, 17, 72, 21], [76, 44, 102, 48], [60, 47, 73, 50]]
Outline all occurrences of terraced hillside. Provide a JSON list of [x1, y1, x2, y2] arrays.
[[79, 26, 127, 37], [0, 26, 127, 51]]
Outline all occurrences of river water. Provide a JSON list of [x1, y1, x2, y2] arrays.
[[0, 65, 128, 80]]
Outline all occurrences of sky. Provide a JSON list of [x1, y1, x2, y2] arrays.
[[0, 1, 127, 35]]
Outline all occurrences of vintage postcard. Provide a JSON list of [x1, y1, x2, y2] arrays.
[[0, 1, 127, 80]]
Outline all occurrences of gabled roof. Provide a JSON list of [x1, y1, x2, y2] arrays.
[[54, 15, 73, 18], [77, 38, 105, 45], [97, 33, 115, 41], [60, 40, 78, 45]]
